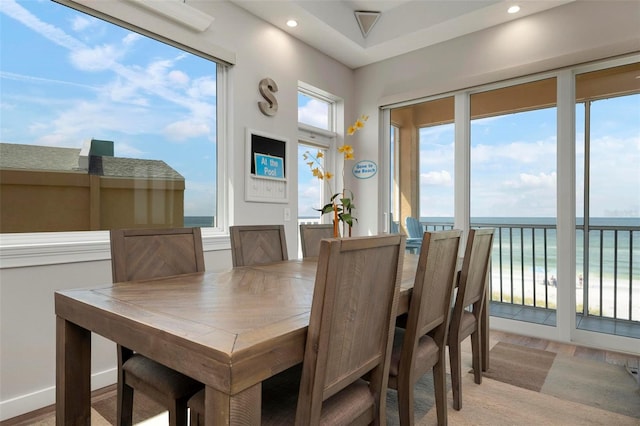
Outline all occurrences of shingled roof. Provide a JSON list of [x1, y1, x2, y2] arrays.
[[0, 142, 183, 180], [0, 143, 82, 172]]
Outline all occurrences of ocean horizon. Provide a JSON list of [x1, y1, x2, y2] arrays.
[[190, 215, 636, 282]]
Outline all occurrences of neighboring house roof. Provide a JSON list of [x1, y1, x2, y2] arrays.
[[90, 156, 184, 180], [0, 142, 183, 180], [0, 143, 82, 172]]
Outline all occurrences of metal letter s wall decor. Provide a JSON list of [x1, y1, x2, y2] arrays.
[[258, 77, 278, 116]]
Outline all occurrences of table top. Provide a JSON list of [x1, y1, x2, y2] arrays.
[[55, 255, 419, 395]]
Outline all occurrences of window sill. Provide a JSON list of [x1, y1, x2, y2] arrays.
[[0, 229, 230, 268]]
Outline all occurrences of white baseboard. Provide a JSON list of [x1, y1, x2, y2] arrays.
[[0, 368, 116, 421]]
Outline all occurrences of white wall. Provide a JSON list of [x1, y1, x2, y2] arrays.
[[0, 0, 356, 420]]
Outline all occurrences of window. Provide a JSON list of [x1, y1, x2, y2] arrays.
[[575, 63, 640, 322], [297, 86, 338, 222], [0, 1, 220, 233], [470, 78, 558, 309], [389, 96, 455, 234]]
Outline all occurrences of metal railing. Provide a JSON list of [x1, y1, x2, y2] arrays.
[[422, 220, 639, 323], [301, 217, 638, 323]]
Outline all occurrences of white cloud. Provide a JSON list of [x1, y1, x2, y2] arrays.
[[1, 0, 85, 51], [164, 120, 210, 141], [188, 76, 216, 98], [420, 170, 452, 186], [299, 99, 329, 129], [71, 15, 91, 32], [168, 70, 190, 86], [122, 33, 141, 46], [70, 44, 122, 71], [472, 138, 556, 165], [504, 172, 556, 189]]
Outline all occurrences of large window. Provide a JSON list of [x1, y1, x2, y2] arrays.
[[385, 59, 639, 340], [575, 63, 640, 323], [469, 78, 558, 309], [0, 1, 219, 232], [389, 96, 454, 235]]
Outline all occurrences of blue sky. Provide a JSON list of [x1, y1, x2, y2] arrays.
[[1, 0, 216, 216], [420, 98, 640, 219], [2, 1, 638, 222]]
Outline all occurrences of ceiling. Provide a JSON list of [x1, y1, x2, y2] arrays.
[[229, 0, 574, 69]]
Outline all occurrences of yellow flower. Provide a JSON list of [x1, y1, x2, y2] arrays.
[[302, 113, 368, 235], [337, 144, 353, 155], [348, 114, 369, 135]]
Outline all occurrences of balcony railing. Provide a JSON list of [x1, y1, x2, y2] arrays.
[[300, 217, 638, 326], [422, 220, 639, 325]]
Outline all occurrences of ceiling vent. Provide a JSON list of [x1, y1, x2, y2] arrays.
[[354, 11, 381, 38]]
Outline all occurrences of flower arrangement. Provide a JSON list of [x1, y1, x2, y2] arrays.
[[302, 114, 369, 237]]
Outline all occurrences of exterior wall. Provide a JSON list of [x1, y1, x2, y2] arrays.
[[99, 177, 185, 229], [0, 170, 184, 232], [0, 170, 91, 232]]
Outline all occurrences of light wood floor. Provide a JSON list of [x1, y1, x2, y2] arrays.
[[3, 330, 638, 426]]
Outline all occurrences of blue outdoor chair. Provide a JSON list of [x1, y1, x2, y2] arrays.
[[405, 216, 424, 254]]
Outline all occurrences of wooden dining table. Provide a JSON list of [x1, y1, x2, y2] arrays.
[[55, 253, 487, 425]]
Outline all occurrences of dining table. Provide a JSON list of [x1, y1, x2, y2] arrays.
[[55, 253, 488, 425]]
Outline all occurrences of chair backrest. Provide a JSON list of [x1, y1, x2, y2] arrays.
[[295, 234, 406, 424], [110, 227, 205, 282], [229, 225, 288, 267], [405, 216, 423, 239], [450, 228, 494, 329], [299, 224, 334, 258], [403, 230, 462, 356]]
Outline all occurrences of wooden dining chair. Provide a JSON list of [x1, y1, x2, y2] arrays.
[[229, 224, 288, 266], [299, 223, 334, 258], [188, 234, 406, 425], [388, 229, 462, 426], [109, 227, 205, 426], [448, 227, 495, 411], [262, 234, 406, 425]]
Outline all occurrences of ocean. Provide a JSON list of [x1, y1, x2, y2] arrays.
[[421, 217, 639, 280], [184, 215, 639, 279]]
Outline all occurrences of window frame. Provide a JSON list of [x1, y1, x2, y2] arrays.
[[297, 84, 342, 216], [0, 7, 232, 268]]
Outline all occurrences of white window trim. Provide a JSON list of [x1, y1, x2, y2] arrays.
[[0, 63, 233, 269]]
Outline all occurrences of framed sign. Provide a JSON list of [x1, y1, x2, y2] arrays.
[[245, 128, 288, 203], [352, 160, 377, 179]]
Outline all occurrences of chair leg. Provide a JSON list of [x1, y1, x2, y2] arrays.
[[190, 407, 203, 426], [167, 398, 189, 426], [470, 329, 483, 385], [449, 340, 463, 411], [117, 381, 134, 426], [481, 302, 489, 372], [433, 355, 448, 426], [397, 370, 415, 426]]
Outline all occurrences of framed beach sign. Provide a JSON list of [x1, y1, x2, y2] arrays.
[[245, 128, 288, 203]]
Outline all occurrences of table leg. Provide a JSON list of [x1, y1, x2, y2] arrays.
[[204, 383, 261, 426], [56, 316, 91, 425]]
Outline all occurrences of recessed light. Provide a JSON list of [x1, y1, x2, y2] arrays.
[[286, 19, 298, 28], [508, 5, 520, 14]]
